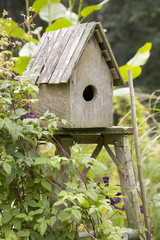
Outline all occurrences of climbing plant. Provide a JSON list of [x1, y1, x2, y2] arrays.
[[0, 10, 128, 239]]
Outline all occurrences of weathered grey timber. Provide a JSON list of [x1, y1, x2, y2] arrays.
[[79, 228, 139, 239], [27, 22, 124, 128]]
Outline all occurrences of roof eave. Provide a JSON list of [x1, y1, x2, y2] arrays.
[[95, 22, 124, 86]]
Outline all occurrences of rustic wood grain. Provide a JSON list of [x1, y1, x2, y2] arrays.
[[33, 83, 70, 122], [60, 22, 96, 84], [49, 23, 87, 84], [95, 22, 124, 86], [94, 29, 103, 44], [26, 33, 47, 72], [38, 27, 75, 84], [70, 36, 113, 128], [114, 136, 143, 230], [30, 31, 60, 84], [102, 50, 111, 62]]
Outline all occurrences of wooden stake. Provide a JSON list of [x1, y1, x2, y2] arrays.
[[128, 69, 151, 239]]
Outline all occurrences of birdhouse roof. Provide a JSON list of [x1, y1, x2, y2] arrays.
[[27, 22, 124, 86]]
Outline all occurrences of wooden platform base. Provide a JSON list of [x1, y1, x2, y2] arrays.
[[54, 127, 145, 240]]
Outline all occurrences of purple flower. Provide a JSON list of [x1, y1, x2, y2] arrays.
[[21, 105, 35, 120], [103, 177, 144, 213], [103, 177, 109, 186]]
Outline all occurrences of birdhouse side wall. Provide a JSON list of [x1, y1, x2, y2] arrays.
[[33, 84, 70, 125], [70, 36, 113, 128]]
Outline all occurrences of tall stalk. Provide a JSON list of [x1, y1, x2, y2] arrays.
[[77, 0, 83, 24], [25, 0, 31, 34], [128, 69, 151, 240], [48, 0, 51, 26]]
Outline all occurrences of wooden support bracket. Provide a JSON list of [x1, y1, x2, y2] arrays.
[[81, 141, 103, 179], [104, 144, 127, 179]]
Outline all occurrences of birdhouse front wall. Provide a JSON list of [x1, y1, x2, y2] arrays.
[[70, 36, 113, 128], [33, 83, 70, 123]]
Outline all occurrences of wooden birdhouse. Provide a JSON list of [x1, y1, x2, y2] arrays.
[[27, 22, 124, 128]]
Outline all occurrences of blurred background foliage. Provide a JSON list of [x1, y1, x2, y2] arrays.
[[0, 0, 160, 92], [0, 0, 160, 238]]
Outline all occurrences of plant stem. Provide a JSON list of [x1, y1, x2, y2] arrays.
[[25, 0, 31, 34], [14, 180, 25, 213], [128, 69, 151, 240], [77, 0, 83, 24], [48, 0, 51, 26]]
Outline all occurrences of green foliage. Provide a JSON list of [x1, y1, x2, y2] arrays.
[[98, 0, 160, 92], [120, 42, 152, 82], [45, 18, 72, 32], [0, 11, 127, 239]]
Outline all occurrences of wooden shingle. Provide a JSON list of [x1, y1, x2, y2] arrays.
[[27, 22, 124, 86]]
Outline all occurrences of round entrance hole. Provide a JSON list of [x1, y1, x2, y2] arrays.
[[83, 85, 96, 102]]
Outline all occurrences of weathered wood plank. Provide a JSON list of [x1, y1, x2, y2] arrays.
[[29, 31, 60, 84], [49, 23, 88, 84], [104, 144, 127, 178], [56, 127, 133, 135], [79, 228, 139, 239], [114, 136, 143, 231], [60, 22, 96, 84], [96, 22, 124, 86], [26, 33, 47, 72], [35, 30, 61, 84], [110, 68, 119, 80], [102, 50, 111, 62], [33, 83, 70, 121], [94, 29, 103, 43], [38, 27, 74, 84]]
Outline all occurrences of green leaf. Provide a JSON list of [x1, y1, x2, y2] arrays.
[[2, 212, 12, 223], [41, 179, 52, 191], [34, 158, 46, 165], [4, 167, 16, 186], [91, 161, 108, 175], [119, 65, 142, 82], [45, 18, 72, 32], [33, 0, 60, 13], [12, 219, 21, 231], [113, 87, 129, 97], [80, 5, 102, 18], [4, 231, 18, 240], [19, 42, 37, 57], [39, 221, 47, 236], [86, 189, 97, 201], [15, 108, 27, 116], [28, 199, 38, 207], [3, 162, 11, 175], [14, 57, 31, 75], [50, 216, 56, 226], [2, 19, 25, 38], [127, 42, 152, 67], [29, 209, 43, 216], [57, 211, 69, 221], [39, 3, 66, 23], [0, 119, 4, 129], [4, 118, 13, 134], [82, 200, 89, 208], [15, 213, 29, 221], [11, 126, 20, 142], [71, 209, 81, 222], [64, 10, 78, 25], [138, 42, 152, 53], [17, 230, 30, 237]]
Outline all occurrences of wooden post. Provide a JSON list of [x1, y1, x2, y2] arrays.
[[114, 136, 144, 232], [128, 69, 151, 239]]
